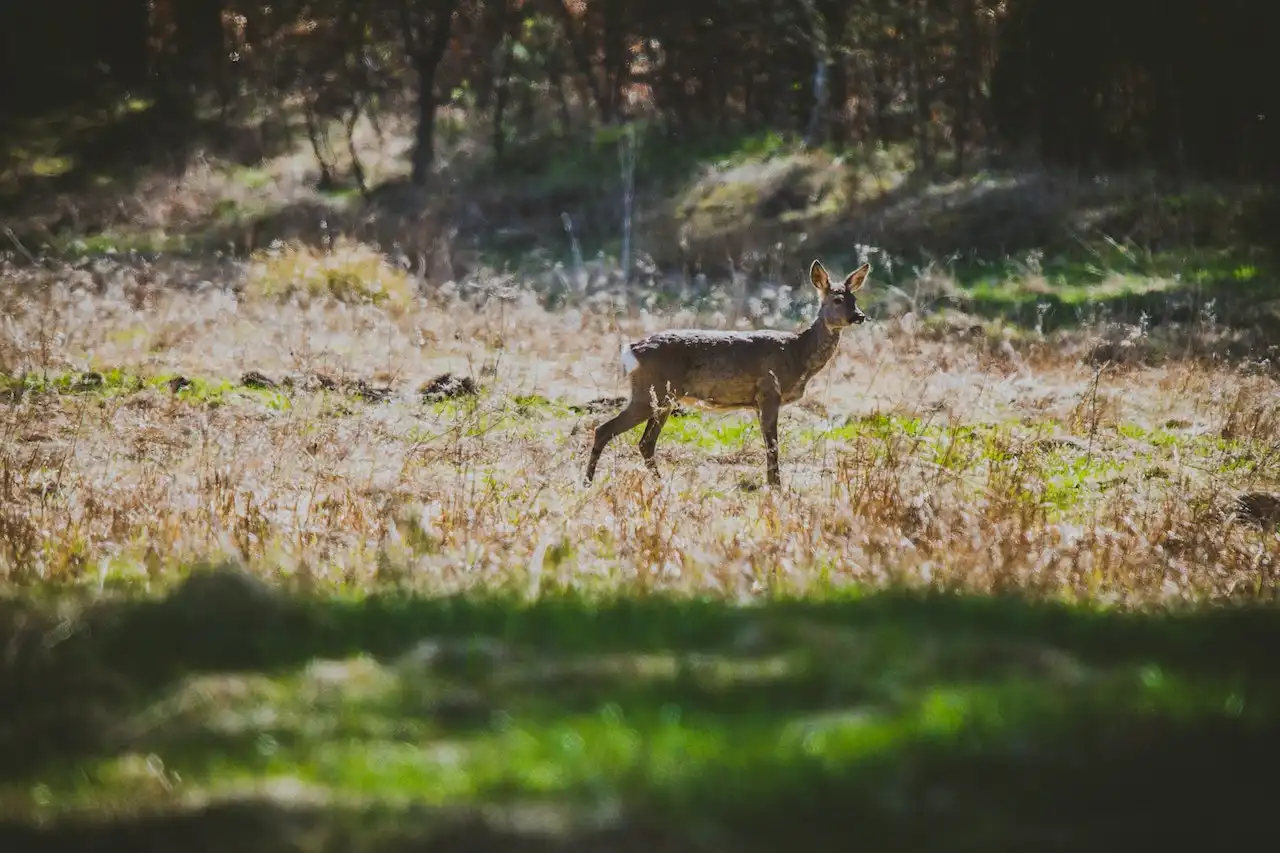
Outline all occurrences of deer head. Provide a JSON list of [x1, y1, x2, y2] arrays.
[[810, 259, 870, 330]]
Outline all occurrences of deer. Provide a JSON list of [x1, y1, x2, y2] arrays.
[[585, 259, 871, 488]]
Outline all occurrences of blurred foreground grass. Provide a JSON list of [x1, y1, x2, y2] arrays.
[[3, 570, 1279, 851]]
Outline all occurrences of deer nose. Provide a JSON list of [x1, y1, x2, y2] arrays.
[[851, 309, 867, 324]]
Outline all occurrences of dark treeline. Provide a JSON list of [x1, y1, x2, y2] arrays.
[[1, 1, 1275, 185]]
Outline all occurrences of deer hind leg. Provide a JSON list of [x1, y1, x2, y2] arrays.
[[585, 396, 653, 483], [637, 409, 671, 477], [757, 391, 782, 487]]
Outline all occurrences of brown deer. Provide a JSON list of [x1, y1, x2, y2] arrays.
[[585, 259, 871, 487]]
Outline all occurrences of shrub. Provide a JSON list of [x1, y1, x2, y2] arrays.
[[244, 239, 414, 311]]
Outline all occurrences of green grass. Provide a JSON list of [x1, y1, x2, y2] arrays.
[[176, 377, 293, 410], [661, 411, 758, 451], [6, 372, 1271, 516], [1, 368, 144, 397], [0, 370, 294, 410], [2, 580, 1279, 850], [867, 244, 1277, 332], [602, 404, 1278, 520], [485, 125, 798, 199], [48, 230, 196, 256]]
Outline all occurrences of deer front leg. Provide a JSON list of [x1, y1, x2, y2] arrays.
[[586, 397, 652, 484], [757, 389, 782, 487]]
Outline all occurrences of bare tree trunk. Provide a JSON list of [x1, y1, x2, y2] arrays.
[[490, 0, 516, 162], [805, 59, 829, 147], [600, 2, 628, 122], [954, 0, 980, 173], [870, 60, 888, 142], [400, 0, 461, 186], [545, 35, 574, 134], [909, 0, 935, 173], [345, 107, 367, 193], [549, 0, 610, 121], [305, 101, 336, 188], [829, 52, 849, 149], [410, 56, 441, 184], [813, 0, 850, 148]]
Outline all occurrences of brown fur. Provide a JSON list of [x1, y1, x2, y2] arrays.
[[585, 259, 871, 486]]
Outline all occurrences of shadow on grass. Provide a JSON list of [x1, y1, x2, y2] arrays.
[[2, 726, 1277, 851], [815, 170, 1280, 334], [3, 566, 1280, 849], [0, 99, 294, 212], [453, 125, 800, 264], [918, 260, 1280, 337], [911, 247, 1277, 335]]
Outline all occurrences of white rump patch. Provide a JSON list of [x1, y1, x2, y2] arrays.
[[620, 343, 640, 376]]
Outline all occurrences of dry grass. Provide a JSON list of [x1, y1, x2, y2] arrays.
[[1, 244, 1278, 606]]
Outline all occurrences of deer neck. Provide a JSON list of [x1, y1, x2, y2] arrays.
[[797, 314, 843, 374]]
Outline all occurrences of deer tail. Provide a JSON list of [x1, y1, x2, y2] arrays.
[[620, 343, 640, 376]]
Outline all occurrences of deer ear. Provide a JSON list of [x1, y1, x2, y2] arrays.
[[844, 263, 871, 292], [809, 259, 830, 291]]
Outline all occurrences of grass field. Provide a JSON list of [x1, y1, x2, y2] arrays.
[[2, 247, 1278, 600], [3, 244, 1280, 848], [3, 217, 1280, 847]]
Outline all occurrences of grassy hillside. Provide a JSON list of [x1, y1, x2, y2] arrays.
[[3, 105, 1276, 333]]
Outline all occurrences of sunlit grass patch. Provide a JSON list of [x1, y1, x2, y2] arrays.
[[0, 369, 298, 411], [816, 412, 942, 444], [231, 165, 275, 191], [509, 394, 575, 419], [174, 376, 293, 411], [1, 368, 145, 398], [1033, 448, 1129, 513], [27, 155, 74, 178], [661, 411, 758, 450], [49, 230, 194, 256], [244, 238, 416, 312]]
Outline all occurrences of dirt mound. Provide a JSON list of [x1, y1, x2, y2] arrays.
[[421, 373, 479, 402]]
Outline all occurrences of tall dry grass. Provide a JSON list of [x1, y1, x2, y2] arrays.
[[1, 246, 1278, 606]]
